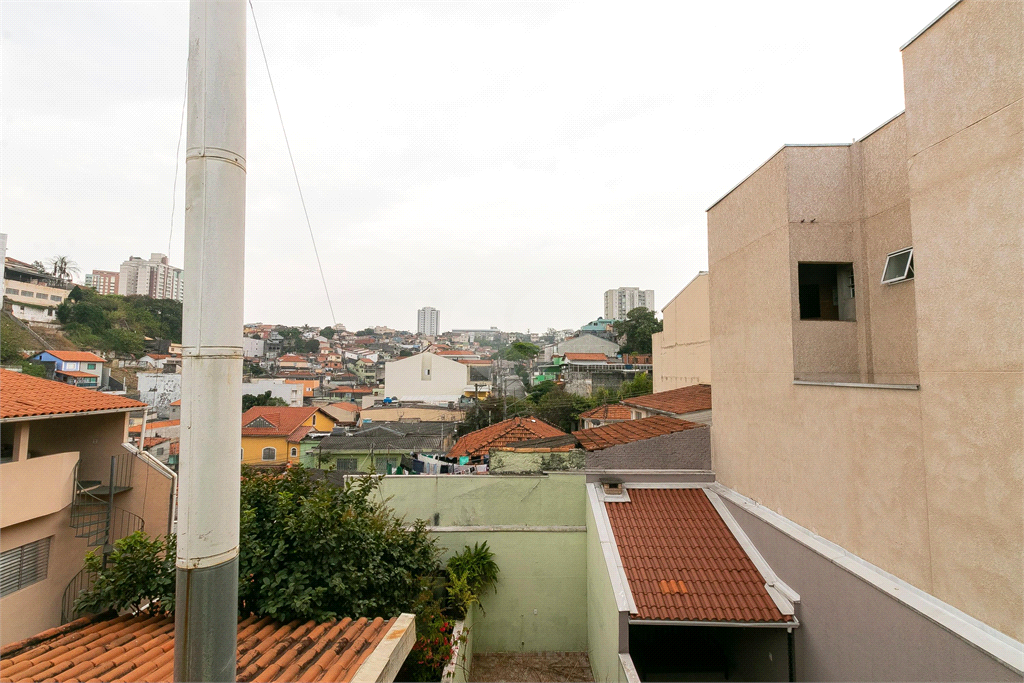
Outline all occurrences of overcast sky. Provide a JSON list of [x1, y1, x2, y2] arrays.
[[3, 0, 951, 332]]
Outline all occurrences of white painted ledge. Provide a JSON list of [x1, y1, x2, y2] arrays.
[[793, 380, 919, 390]]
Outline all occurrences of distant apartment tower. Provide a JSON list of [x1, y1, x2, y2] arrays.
[[86, 270, 119, 295], [417, 306, 440, 336], [603, 287, 655, 320], [117, 253, 183, 302]]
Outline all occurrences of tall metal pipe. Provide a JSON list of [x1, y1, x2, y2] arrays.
[[174, 1, 246, 680]]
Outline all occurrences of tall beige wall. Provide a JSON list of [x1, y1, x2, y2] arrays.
[[708, 0, 1022, 640], [384, 353, 469, 403], [652, 272, 710, 391]]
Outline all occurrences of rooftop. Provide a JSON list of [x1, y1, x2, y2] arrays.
[[128, 419, 180, 434], [241, 406, 326, 441], [620, 384, 712, 416], [0, 611, 411, 682], [448, 417, 567, 461], [498, 434, 579, 453], [37, 350, 106, 363], [605, 488, 793, 624], [0, 369, 146, 421], [563, 353, 611, 362], [578, 404, 633, 421], [573, 415, 702, 451]]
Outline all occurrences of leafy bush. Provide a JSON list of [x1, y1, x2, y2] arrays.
[[445, 542, 499, 617], [238, 466, 440, 623], [399, 596, 460, 682], [74, 532, 176, 616]]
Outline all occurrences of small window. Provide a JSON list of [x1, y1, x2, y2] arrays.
[[798, 263, 856, 321], [35, 292, 48, 299], [262, 447, 276, 461], [881, 248, 914, 285], [1, 537, 51, 597], [50, 295, 62, 301], [290, 447, 298, 457], [336, 458, 358, 471], [375, 456, 396, 472], [87, 363, 96, 370]]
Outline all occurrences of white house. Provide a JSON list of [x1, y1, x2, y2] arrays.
[[241, 378, 303, 407], [384, 352, 472, 405], [542, 333, 620, 362]]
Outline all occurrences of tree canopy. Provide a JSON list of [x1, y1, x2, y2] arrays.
[[320, 326, 335, 339], [613, 307, 663, 355], [242, 391, 288, 412], [498, 341, 539, 362], [55, 287, 182, 356]]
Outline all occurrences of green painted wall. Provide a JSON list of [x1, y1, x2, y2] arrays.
[[587, 492, 626, 682], [378, 474, 589, 653]]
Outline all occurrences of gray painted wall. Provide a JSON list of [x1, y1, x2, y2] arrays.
[[587, 427, 711, 470], [722, 498, 1020, 682]]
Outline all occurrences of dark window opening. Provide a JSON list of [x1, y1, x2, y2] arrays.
[[798, 263, 856, 321]]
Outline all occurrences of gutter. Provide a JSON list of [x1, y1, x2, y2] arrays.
[[628, 617, 799, 628], [1, 405, 142, 423]]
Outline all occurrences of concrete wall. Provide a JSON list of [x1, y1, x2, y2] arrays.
[[384, 353, 469, 404], [377, 474, 588, 653], [137, 372, 182, 418], [586, 427, 711, 471], [587, 492, 627, 683], [707, 0, 1022, 642], [722, 495, 1020, 681], [652, 272, 710, 391]]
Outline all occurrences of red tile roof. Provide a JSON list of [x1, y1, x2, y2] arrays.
[[142, 437, 170, 449], [277, 354, 309, 362], [620, 384, 712, 416], [573, 415, 702, 451], [605, 488, 792, 624], [241, 406, 319, 439], [169, 441, 180, 457], [457, 359, 492, 365], [578, 404, 633, 421], [0, 369, 146, 420], [0, 611, 404, 682], [170, 399, 181, 406], [329, 402, 360, 412], [55, 370, 97, 378], [563, 353, 610, 362], [128, 419, 180, 434], [40, 350, 106, 363], [449, 417, 567, 461], [142, 353, 172, 360]]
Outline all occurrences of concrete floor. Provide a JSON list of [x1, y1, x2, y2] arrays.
[[469, 652, 595, 682]]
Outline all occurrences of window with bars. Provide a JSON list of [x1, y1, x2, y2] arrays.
[[1, 537, 51, 597], [336, 458, 358, 472], [262, 447, 276, 461]]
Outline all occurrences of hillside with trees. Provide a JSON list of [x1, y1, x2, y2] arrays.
[[55, 286, 182, 356]]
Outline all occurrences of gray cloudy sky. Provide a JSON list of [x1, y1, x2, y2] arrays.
[[3, 0, 950, 332]]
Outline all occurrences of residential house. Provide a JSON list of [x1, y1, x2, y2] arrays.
[[137, 372, 182, 418], [434, 349, 480, 360], [351, 358, 378, 385], [127, 419, 181, 443], [578, 403, 633, 430], [168, 399, 181, 421], [276, 354, 312, 372], [359, 400, 465, 426], [619, 384, 712, 425], [137, 353, 180, 372], [561, 355, 653, 398], [702, 0, 1022, 674], [651, 272, 710, 391], [29, 351, 107, 389], [579, 318, 617, 341], [240, 406, 337, 465], [314, 421, 457, 473], [318, 401, 359, 427], [574, 415, 710, 470], [242, 336, 265, 358], [240, 378, 303, 407], [542, 333, 620, 362], [330, 385, 374, 404], [3, 258, 71, 324], [0, 370, 174, 644], [384, 352, 478, 405], [448, 416, 567, 465]]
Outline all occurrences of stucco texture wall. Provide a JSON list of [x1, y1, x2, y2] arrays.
[[377, 474, 588, 653], [707, 0, 1023, 641], [384, 353, 470, 403], [652, 273, 710, 392]]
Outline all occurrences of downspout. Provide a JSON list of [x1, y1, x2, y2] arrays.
[[788, 626, 795, 682], [174, 1, 246, 680]]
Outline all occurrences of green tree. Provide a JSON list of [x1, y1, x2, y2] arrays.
[[74, 532, 176, 617], [238, 466, 439, 622], [242, 391, 289, 412], [619, 372, 653, 398], [320, 326, 335, 339], [355, 328, 375, 336], [614, 307, 663, 355], [301, 338, 320, 354], [534, 386, 595, 433], [499, 342, 539, 362]]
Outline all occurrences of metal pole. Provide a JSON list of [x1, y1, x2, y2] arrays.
[[174, 0, 245, 680], [103, 455, 115, 569]]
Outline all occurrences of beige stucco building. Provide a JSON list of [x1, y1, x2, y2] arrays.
[[1, 371, 175, 645], [384, 352, 473, 405], [707, 0, 1022, 654], [651, 272, 710, 391]]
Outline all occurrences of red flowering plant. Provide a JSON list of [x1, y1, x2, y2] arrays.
[[397, 594, 459, 682]]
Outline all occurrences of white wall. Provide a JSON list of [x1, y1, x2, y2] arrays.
[[384, 352, 469, 404], [137, 372, 183, 417]]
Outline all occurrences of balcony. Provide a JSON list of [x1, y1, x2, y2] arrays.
[[0, 451, 79, 528]]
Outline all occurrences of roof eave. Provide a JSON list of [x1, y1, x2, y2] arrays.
[[1, 405, 141, 423], [627, 617, 798, 628]]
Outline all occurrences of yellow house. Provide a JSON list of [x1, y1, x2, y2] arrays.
[[240, 406, 337, 465]]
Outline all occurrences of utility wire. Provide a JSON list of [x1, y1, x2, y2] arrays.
[[168, 71, 188, 261], [248, 0, 338, 327]]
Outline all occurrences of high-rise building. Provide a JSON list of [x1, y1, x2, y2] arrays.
[[417, 306, 440, 336], [86, 270, 119, 296], [117, 254, 184, 302], [603, 287, 655, 320]]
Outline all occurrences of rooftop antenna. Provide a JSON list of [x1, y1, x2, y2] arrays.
[[174, 0, 246, 680]]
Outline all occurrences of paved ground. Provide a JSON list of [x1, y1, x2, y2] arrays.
[[469, 652, 595, 682]]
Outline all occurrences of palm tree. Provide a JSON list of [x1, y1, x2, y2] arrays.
[[47, 255, 80, 285]]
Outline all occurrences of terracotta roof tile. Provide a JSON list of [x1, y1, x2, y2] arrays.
[[620, 384, 712, 416], [0, 613, 403, 682], [573, 415, 702, 451], [449, 417, 567, 462], [605, 488, 792, 624], [55, 369, 99, 378], [0, 369, 146, 420], [128, 419, 180, 434], [578, 404, 632, 421], [40, 350, 107, 363], [241, 406, 319, 438], [563, 353, 610, 362]]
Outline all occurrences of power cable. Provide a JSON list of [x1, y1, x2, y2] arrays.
[[168, 71, 188, 262], [248, 0, 338, 327]]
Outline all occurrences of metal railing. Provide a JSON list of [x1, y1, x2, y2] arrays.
[[60, 566, 98, 624]]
